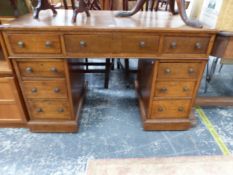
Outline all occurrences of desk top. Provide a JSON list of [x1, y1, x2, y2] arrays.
[[0, 10, 216, 33]]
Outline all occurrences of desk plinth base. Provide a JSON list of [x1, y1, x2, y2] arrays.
[[136, 80, 195, 131]]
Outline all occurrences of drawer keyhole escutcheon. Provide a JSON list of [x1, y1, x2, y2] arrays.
[[164, 68, 171, 74], [26, 67, 33, 73], [158, 107, 164, 112], [80, 40, 87, 48], [195, 42, 202, 49], [183, 87, 189, 92], [57, 108, 64, 113], [31, 88, 38, 93], [171, 41, 177, 49], [188, 68, 195, 74], [36, 108, 43, 113], [53, 88, 60, 93], [139, 41, 146, 48], [17, 41, 25, 48], [50, 67, 57, 73], [178, 107, 184, 112], [45, 41, 53, 48], [159, 87, 168, 93]]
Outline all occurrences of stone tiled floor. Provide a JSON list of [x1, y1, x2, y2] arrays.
[[0, 60, 232, 175]]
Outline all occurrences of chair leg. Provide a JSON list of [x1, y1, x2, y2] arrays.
[[105, 59, 111, 89], [111, 58, 115, 70], [124, 59, 130, 78], [85, 58, 89, 70], [219, 63, 224, 73], [117, 59, 121, 69]]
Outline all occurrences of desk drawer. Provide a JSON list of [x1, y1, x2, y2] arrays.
[[7, 34, 62, 54], [28, 100, 71, 120], [64, 34, 112, 54], [157, 62, 201, 79], [151, 100, 191, 119], [0, 78, 15, 100], [121, 35, 159, 54], [22, 80, 68, 99], [17, 60, 65, 78], [163, 36, 210, 55], [154, 81, 195, 97]]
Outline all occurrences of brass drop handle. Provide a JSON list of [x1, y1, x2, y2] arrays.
[[53, 87, 60, 93], [139, 41, 146, 48], [158, 107, 164, 112], [171, 41, 177, 49], [31, 88, 38, 93], [57, 108, 64, 113], [26, 67, 33, 73], [36, 108, 43, 113], [17, 41, 25, 48], [195, 42, 202, 49], [164, 68, 171, 74], [50, 67, 57, 73], [45, 41, 53, 48], [80, 40, 87, 48], [188, 68, 195, 74], [178, 107, 184, 112], [159, 87, 168, 93], [183, 87, 189, 92]]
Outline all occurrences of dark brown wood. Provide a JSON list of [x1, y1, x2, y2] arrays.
[[33, 0, 57, 19], [116, 0, 203, 28], [196, 97, 233, 107]]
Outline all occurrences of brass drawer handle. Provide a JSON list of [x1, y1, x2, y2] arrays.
[[188, 68, 195, 74], [25, 67, 33, 73], [164, 68, 171, 74], [158, 107, 164, 112], [31, 88, 38, 93], [195, 42, 202, 49], [53, 87, 60, 93], [45, 41, 53, 48], [36, 108, 43, 113], [178, 107, 184, 112], [159, 87, 168, 93], [80, 40, 87, 48], [50, 67, 57, 73], [170, 41, 177, 49], [57, 108, 64, 113], [139, 41, 146, 48], [17, 41, 25, 48], [183, 87, 190, 92]]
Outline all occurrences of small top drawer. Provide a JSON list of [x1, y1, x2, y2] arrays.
[[157, 62, 201, 79], [163, 36, 210, 55], [64, 34, 112, 54], [17, 61, 65, 78], [121, 35, 159, 54], [7, 34, 62, 55]]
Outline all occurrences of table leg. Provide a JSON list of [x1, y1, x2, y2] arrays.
[[33, 0, 57, 19], [176, 0, 202, 28]]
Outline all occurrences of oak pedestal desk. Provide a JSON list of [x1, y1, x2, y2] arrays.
[[0, 10, 216, 132]]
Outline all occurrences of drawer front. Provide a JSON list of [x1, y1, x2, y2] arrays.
[[151, 100, 191, 119], [28, 100, 71, 120], [17, 61, 65, 78], [0, 104, 22, 120], [121, 35, 159, 53], [0, 78, 15, 100], [157, 62, 201, 79], [154, 81, 196, 97], [163, 36, 210, 54], [23, 80, 68, 99], [7, 34, 62, 54], [64, 34, 112, 54]]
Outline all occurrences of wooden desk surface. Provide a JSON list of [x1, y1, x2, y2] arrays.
[[0, 10, 216, 33]]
